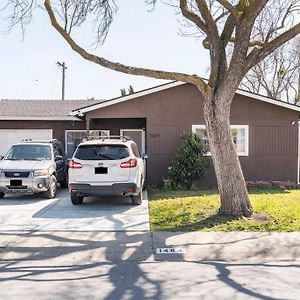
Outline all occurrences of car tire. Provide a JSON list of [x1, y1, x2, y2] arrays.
[[60, 172, 68, 189], [131, 193, 142, 205], [0, 192, 5, 199], [44, 175, 57, 199], [71, 193, 84, 205]]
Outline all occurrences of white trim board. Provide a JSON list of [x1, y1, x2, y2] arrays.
[[0, 116, 81, 121], [64, 129, 110, 158], [297, 121, 300, 184], [72, 81, 300, 115], [120, 129, 146, 154]]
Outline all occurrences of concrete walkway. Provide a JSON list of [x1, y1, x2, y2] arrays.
[[1, 231, 300, 262], [153, 231, 300, 262]]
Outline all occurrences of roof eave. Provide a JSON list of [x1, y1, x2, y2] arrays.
[[236, 90, 300, 112], [0, 116, 82, 121], [72, 80, 300, 115]]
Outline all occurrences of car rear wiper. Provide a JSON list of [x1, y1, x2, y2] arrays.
[[97, 154, 114, 160]]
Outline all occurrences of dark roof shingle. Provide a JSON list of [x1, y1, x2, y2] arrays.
[[0, 99, 103, 120]]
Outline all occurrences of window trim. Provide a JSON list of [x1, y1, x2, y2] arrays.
[[192, 125, 249, 156], [65, 130, 86, 158], [120, 129, 145, 154], [65, 129, 110, 157]]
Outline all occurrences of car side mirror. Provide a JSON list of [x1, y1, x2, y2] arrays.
[[142, 153, 148, 160], [55, 155, 63, 162]]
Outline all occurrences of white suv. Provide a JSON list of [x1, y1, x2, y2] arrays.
[[68, 136, 146, 205]]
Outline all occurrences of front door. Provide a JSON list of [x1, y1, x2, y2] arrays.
[[120, 129, 145, 154]]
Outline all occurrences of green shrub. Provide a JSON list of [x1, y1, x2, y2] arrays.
[[168, 132, 212, 188]]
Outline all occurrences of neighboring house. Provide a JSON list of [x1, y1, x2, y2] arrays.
[[1, 82, 300, 186], [0, 99, 101, 157]]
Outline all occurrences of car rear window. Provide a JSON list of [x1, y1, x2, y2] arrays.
[[74, 144, 130, 160]]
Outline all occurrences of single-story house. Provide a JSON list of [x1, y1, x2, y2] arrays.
[[1, 81, 300, 186]]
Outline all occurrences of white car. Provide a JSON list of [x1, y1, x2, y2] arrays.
[[68, 136, 146, 205]]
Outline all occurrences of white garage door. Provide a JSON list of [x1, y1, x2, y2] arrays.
[[0, 129, 53, 156]]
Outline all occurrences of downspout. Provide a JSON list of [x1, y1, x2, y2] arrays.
[[297, 120, 300, 184]]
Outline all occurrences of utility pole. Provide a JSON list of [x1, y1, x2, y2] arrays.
[[57, 61, 67, 100]]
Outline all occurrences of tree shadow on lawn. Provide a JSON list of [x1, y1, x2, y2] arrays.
[[148, 189, 219, 200], [149, 188, 291, 202], [247, 188, 292, 195], [158, 213, 239, 232]]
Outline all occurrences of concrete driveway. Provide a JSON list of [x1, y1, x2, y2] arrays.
[[0, 189, 150, 231]]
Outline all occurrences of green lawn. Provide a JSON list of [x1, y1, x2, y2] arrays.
[[148, 189, 300, 231]]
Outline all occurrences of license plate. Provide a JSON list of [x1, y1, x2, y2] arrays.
[[10, 180, 22, 186], [95, 167, 108, 174]]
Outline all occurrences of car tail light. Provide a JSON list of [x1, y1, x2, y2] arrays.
[[127, 187, 135, 193], [68, 160, 82, 169], [120, 159, 137, 168]]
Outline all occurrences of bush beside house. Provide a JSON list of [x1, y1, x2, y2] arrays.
[[167, 133, 211, 189]]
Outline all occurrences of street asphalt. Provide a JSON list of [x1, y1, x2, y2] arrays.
[[0, 190, 300, 299]]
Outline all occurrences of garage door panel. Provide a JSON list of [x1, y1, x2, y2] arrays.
[[0, 129, 52, 156]]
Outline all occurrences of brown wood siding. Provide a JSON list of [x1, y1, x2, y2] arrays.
[[146, 125, 299, 186], [85, 84, 299, 186], [147, 125, 190, 155], [250, 126, 297, 156]]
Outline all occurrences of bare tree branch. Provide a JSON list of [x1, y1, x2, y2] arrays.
[[179, 0, 208, 33], [246, 0, 269, 22], [246, 22, 300, 71], [215, 0, 239, 21], [195, 0, 219, 38], [43, 0, 208, 94], [1, 0, 36, 36], [242, 38, 300, 102]]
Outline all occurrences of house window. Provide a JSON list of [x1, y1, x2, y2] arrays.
[[192, 125, 249, 156], [65, 130, 110, 158]]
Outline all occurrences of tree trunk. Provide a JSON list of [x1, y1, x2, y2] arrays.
[[202, 90, 253, 217]]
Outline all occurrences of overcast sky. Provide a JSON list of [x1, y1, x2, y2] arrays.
[[0, 1, 209, 100]]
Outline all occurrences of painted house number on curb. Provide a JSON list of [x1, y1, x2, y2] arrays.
[[156, 248, 186, 254]]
